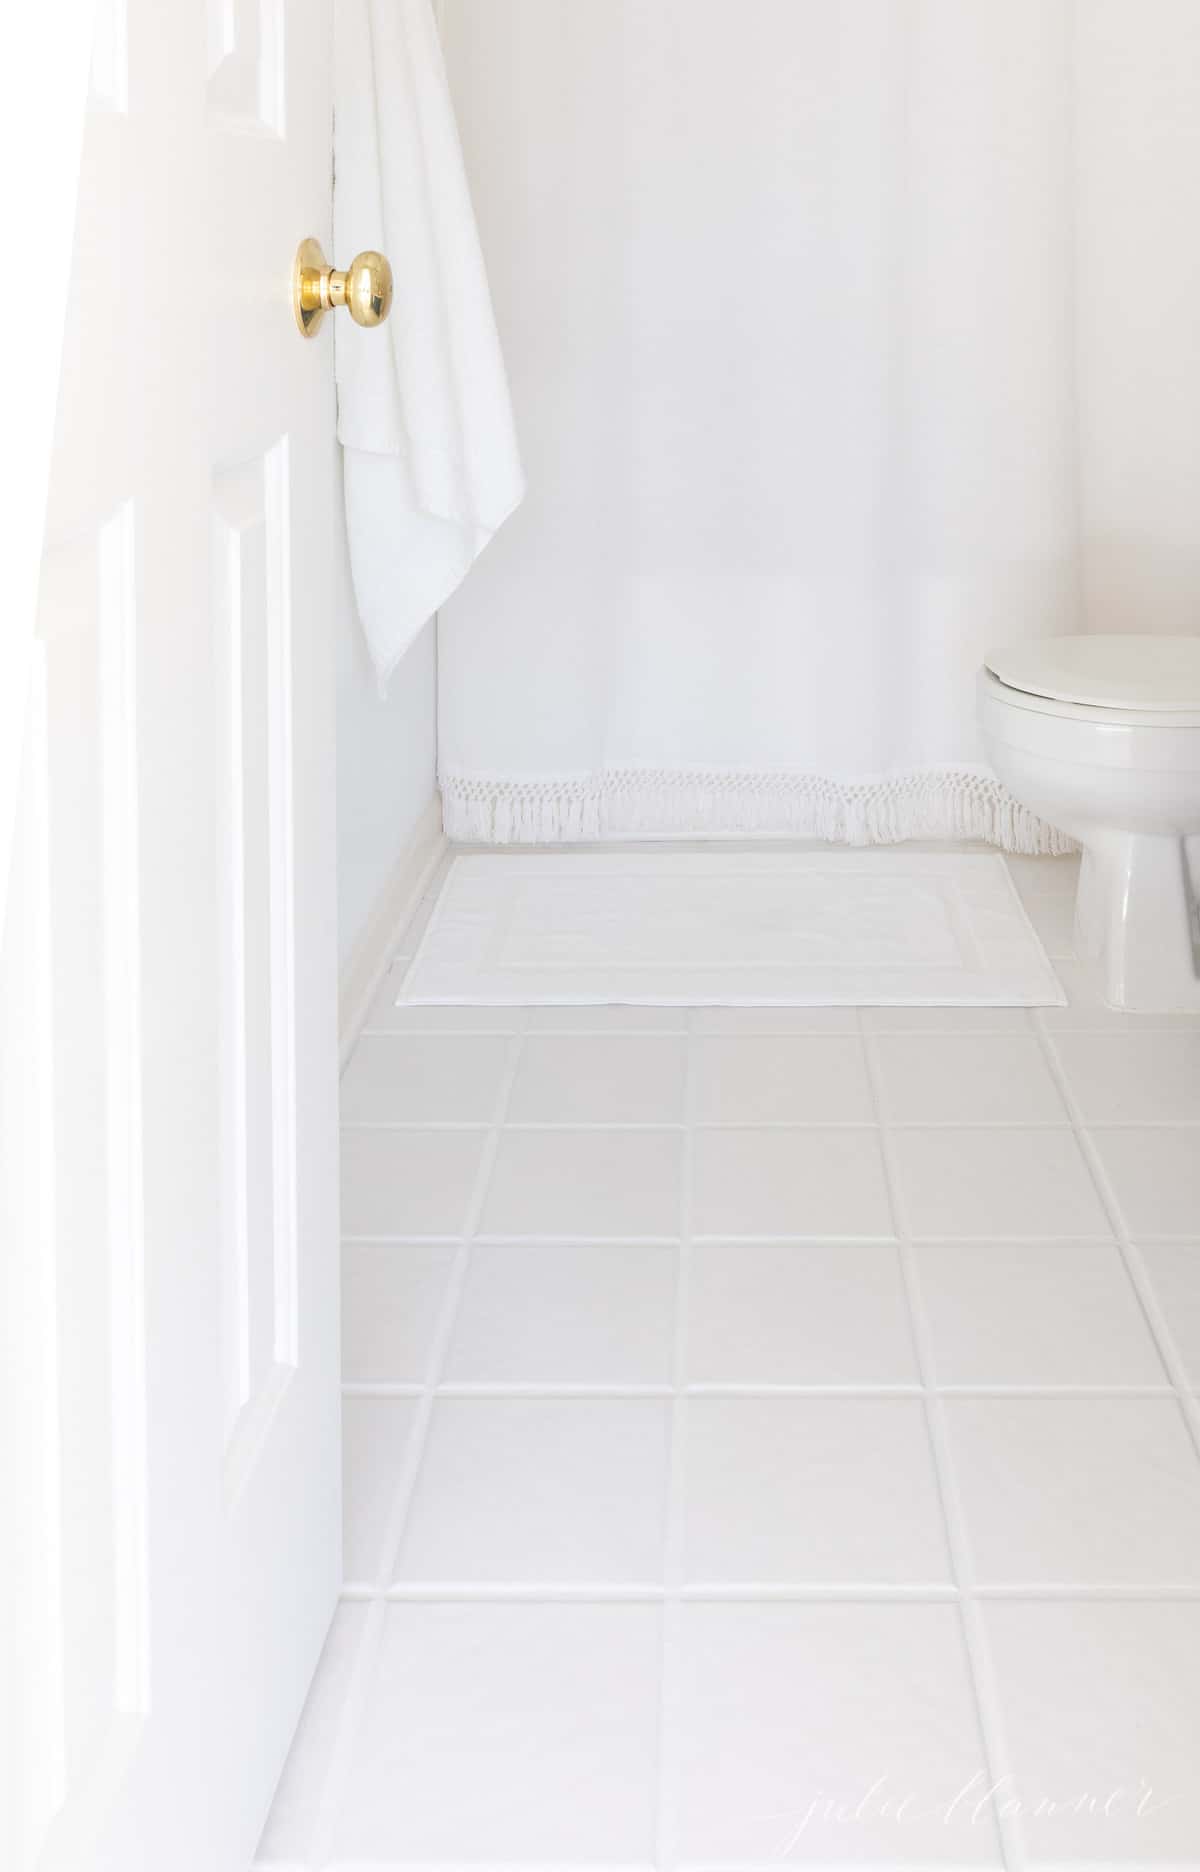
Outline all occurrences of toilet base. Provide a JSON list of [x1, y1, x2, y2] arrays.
[[1073, 833, 1200, 1012], [978, 665, 1200, 1014]]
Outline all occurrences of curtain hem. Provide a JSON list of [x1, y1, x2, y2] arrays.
[[439, 766, 1073, 854]]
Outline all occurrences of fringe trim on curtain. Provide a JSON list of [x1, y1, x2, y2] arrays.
[[440, 766, 1074, 854]]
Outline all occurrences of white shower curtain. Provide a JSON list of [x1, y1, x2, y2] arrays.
[[435, 0, 1200, 847]]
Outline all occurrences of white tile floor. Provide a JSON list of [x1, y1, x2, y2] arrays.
[[259, 850, 1200, 1872]]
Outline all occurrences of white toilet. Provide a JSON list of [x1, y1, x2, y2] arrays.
[[979, 634, 1200, 1012]]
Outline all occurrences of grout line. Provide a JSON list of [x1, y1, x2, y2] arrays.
[[471, 1230, 685, 1247], [1033, 1118, 1200, 1131], [339, 1115, 1200, 1133], [1032, 1017, 1200, 1468], [653, 1012, 697, 1872], [358, 1021, 528, 1038], [357, 1018, 1198, 1048], [359, 1025, 1033, 1040], [345, 1578, 1200, 1606], [358, 1022, 1131, 1038], [359, 1021, 1198, 1044], [426, 1382, 676, 1400], [920, 1382, 1178, 1401], [380, 1582, 667, 1604], [338, 1231, 464, 1246], [337, 1228, 1148, 1249], [972, 1582, 1200, 1601], [343, 1232, 684, 1246], [679, 1382, 923, 1399], [306, 1015, 529, 1871], [337, 1228, 1144, 1247], [376, 1582, 966, 1604], [859, 1011, 1026, 1872], [344, 1379, 1182, 1402]]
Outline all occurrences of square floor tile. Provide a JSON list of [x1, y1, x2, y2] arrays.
[[945, 1397, 1200, 1585], [333, 1603, 660, 1863], [1052, 1032, 1200, 1123], [693, 1035, 875, 1123], [528, 1004, 688, 1032], [340, 1242, 456, 1384], [339, 1032, 511, 1123], [256, 1602, 367, 1865], [480, 1127, 682, 1237], [915, 1241, 1165, 1387], [683, 1397, 950, 1584], [873, 1035, 1066, 1124], [687, 1241, 918, 1386], [691, 1128, 894, 1238], [444, 1241, 676, 1386], [1091, 1127, 1200, 1236], [340, 1126, 487, 1237], [675, 1602, 1001, 1864], [342, 1397, 419, 1584], [983, 1600, 1200, 1864], [1137, 1243, 1200, 1387], [396, 1398, 670, 1583], [862, 1005, 1033, 1034], [695, 1006, 861, 1034], [890, 1128, 1110, 1238], [506, 1034, 686, 1123]]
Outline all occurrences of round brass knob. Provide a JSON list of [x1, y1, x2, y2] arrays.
[[338, 251, 394, 328], [292, 237, 394, 338]]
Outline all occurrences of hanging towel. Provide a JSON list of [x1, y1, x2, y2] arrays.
[[334, 0, 524, 685]]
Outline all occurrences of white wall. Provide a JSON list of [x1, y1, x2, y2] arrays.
[[335, 448, 438, 970]]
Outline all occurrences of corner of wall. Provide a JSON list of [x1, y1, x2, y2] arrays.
[[334, 446, 442, 1027], [336, 793, 445, 1066]]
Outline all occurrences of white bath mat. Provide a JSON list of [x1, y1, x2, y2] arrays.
[[397, 852, 1065, 1007]]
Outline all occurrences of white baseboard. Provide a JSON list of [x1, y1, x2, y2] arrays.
[[338, 796, 446, 1066]]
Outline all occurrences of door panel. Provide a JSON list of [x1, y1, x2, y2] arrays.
[[39, 501, 150, 1783], [206, 0, 285, 136], [212, 438, 301, 1496], [1, 1, 341, 1867]]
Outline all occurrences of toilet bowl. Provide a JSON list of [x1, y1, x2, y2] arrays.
[[978, 634, 1200, 1012]]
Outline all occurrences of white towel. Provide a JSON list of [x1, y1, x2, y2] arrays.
[[334, 0, 524, 685]]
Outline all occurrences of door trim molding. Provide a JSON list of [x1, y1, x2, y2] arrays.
[[338, 796, 446, 1065]]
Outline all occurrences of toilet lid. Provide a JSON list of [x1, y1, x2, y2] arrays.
[[985, 634, 1200, 712]]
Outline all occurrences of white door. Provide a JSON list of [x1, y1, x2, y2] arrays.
[[1, 2, 343, 1868]]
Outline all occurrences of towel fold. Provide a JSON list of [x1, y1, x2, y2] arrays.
[[334, 0, 524, 684]]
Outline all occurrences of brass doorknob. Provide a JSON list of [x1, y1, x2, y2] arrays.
[[293, 237, 394, 337]]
